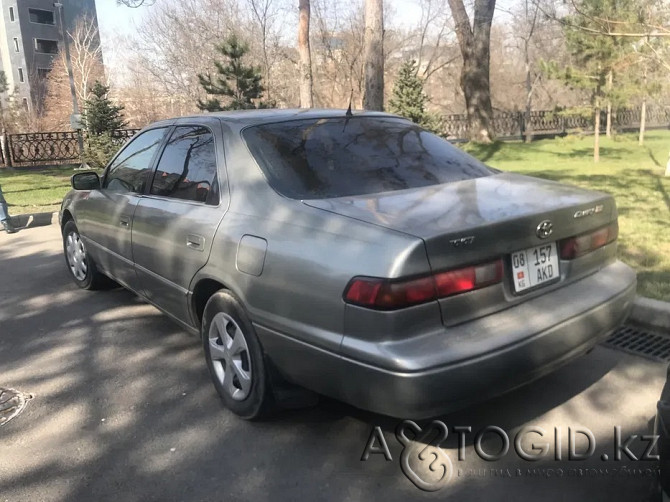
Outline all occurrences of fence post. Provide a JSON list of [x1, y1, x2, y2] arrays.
[[0, 130, 11, 168]]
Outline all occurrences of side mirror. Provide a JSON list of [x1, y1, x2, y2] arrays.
[[71, 172, 100, 191]]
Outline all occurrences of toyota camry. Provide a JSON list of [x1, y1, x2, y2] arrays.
[[59, 109, 637, 419]]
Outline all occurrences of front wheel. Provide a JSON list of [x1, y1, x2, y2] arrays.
[[62, 220, 108, 290], [202, 290, 273, 419]]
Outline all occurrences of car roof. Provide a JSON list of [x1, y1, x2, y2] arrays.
[[172, 108, 401, 127]]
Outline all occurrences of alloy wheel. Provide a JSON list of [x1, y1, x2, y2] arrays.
[[65, 231, 88, 281], [208, 312, 252, 401]]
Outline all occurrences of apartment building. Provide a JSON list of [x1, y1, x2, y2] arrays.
[[0, 0, 100, 114]]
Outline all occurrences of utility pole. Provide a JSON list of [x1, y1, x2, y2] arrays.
[[54, 2, 85, 166]]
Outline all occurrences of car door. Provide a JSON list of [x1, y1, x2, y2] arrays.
[[132, 122, 227, 325], [77, 127, 169, 291]]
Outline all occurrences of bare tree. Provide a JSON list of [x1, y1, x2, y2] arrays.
[[310, 0, 366, 108], [246, 0, 283, 101], [298, 0, 313, 107], [117, 0, 155, 7], [413, 0, 457, 82], [42, 15, 105, 130], [362, 0, 384, 110], [447, 0, 496, 142], [515, 0, 540, 142], [128, 0, 244, 105]]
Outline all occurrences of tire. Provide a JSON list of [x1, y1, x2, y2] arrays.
[[202, 290, 273, 419], [62, 220, 109, 290]]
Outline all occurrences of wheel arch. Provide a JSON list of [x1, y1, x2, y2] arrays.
[[60, 209, 74, 229], [191, 278, 230, 331]]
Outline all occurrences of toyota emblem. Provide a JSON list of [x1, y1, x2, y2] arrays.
[[536, 220, 553, 239]]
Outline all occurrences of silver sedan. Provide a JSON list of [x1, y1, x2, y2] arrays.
[[60, 109, 636, 419]]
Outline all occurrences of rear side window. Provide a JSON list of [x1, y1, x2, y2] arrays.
[[150, 126, 219, 205], [242, 117, 493, 199], [104, 128, 167, 193]]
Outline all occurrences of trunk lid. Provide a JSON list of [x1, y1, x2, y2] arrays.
[[304, 172, 615, 272]]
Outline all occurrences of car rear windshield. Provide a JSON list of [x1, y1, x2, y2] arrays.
[[242, 116, 494, 199]]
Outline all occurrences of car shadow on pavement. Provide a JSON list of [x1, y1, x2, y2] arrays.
[[0, 231, 664, 502]]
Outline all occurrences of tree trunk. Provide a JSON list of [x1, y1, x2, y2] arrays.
[[605, 70, 613, 138], [639, 99, 647, 146], [298, 0, 313, 108], [362, 0, 384, 111], [594, 107, 600, 163], [448, 0, 496, 143], [524, 40, 532, 143]]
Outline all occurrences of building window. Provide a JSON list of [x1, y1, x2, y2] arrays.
[[18, 68, 24, 83], [34, 39, 58, 54], [9, 6, 15, 22], [13, 38, 19, 52], [29, 8, 55, 25], [22, 98, 29, 112]]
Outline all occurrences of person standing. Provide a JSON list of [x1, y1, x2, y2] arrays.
[[0, 184, 16, 234]]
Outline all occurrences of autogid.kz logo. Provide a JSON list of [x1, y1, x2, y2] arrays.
[[360, 420, 660, 492]]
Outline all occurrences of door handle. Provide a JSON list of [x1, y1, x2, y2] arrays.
[[119, 216, 130, 228], [186, 234, 205, 251]]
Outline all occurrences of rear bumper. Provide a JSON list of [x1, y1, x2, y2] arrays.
[[257, 261, 636, 418]]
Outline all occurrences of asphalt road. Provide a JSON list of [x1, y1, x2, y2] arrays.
[[0, 223, 667, 501]]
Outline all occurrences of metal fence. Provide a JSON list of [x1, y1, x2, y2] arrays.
[[444, 106, 670, 140], [0, 129, 140, 167]]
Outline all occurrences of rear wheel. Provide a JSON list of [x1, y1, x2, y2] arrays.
[[202, 290, 273, 419], [62, 220, 108, 290]]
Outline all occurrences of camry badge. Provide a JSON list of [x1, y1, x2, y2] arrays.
[[574, 204, 604, 219], [536, 220, 553, 239]]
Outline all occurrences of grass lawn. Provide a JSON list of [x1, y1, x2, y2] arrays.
[[464, 130, 670, 302], [0, 165, 94, 215]]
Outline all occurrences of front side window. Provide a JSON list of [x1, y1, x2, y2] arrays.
[[243, 117, 494, 199], [103, 128, 167, 193], [150, 126, 219, 205]]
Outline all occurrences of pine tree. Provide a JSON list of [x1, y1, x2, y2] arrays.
[[83, 81, 127, 135], [388, 60, 441, 133], [197, 35, 270, 111], [545, 0, 637, 161], [82, 81, 127, 168]]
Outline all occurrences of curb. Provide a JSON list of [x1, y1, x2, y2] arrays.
[[629, 296, 670, 333], [8, 211, 59, 230]]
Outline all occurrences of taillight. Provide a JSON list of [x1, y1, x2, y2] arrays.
[[434, 260, 503, 298], [560, 221, 618, 260], [344, 259, 503, 310]]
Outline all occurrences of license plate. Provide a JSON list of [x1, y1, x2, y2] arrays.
[[511, 242, 560, 293]]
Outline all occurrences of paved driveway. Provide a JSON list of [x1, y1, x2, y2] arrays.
[[0, 224, 666, 501]]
